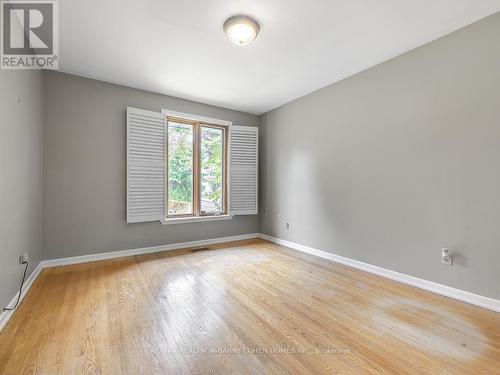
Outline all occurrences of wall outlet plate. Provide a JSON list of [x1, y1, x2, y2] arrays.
[[441, 248, 453, 265], [19, 253, 29, 264]]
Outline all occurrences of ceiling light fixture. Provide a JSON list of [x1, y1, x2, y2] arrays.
[[223, 15, 260, 46]]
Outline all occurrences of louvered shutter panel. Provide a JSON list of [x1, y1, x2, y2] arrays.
[[229, 126, 258, 215], [127, 107, 166, 223]]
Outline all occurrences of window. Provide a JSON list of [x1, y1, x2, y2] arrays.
[[166, 116, 228, 218], [126, 107, 258, 225]]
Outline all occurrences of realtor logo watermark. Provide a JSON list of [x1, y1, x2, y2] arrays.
[[1, 1, 58, 69]]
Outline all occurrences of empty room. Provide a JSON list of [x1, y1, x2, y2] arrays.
[[1, 1, 500, 374]]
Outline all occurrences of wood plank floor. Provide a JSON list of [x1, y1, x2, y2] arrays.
[[1, 239, 499, 374]]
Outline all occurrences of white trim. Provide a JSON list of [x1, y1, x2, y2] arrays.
[[41, 233, 258, 268], [162, 109, 232, 127], [128, 106, 162, 118], [0, 233, 258, 333], [3, 232, 497, 334], [0, 262, 44, 332], [161, 215, 233, 225], [231, 210, 258, 216], [258, 234, 500, 313]]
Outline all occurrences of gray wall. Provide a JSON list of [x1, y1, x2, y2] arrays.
[[0, 71, 43, 309], [43, 72, 259, 259], [260, 13, 500, 299]]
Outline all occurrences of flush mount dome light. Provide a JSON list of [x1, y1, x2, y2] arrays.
[[223, 15, 260, 46]]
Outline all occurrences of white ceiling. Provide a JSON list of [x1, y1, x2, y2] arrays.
[[60, 0, 500, 115]]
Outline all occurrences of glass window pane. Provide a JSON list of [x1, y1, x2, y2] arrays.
[[168, 121, 193, 215], [200, 126, 224, 214]]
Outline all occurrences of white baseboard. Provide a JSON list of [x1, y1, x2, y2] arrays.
[[0, 262, 44, 332], [258, 233, 500, 313], [0, 233, 259, 333], [41, 233, 259, 268], [2, 231, 498, 334]]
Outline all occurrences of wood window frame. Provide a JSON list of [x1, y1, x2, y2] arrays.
[[166, 115, 228, 219]]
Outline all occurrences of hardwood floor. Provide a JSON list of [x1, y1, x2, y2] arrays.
[[1, 239, 499, 374]]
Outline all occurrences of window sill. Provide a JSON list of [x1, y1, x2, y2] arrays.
[[161, 215, 233, 225]]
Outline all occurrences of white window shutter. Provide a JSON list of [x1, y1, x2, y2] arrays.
[[127, 107, 166, 223], [229, 126, 258, 215]]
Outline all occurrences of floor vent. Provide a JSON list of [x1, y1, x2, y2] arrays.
[[191, 247, 211, 252]]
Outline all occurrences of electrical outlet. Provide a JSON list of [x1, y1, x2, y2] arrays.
[[19, 253, 29, 264], [285, 222, 290, 230], [441, 248, 453, 265]]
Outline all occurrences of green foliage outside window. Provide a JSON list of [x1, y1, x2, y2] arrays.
[[201, 127, 223, 212], [167, 123, 224, 214], [168, 124, 193, 214]]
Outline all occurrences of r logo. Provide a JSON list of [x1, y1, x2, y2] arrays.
[[2, 2, 53, 54], [1, 1, 58, 69]]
